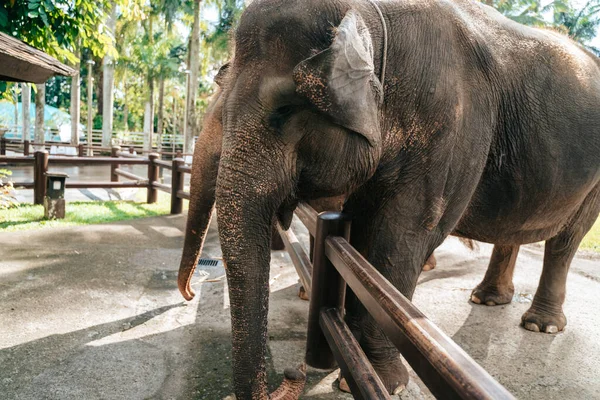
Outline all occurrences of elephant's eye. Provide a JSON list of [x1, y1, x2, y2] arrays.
[[269, 105, 295, 131]]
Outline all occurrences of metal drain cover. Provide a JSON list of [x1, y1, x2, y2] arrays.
[[197, 258, 223, 268]]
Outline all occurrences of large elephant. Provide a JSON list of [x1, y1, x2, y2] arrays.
[[178, 0, 600, 398]]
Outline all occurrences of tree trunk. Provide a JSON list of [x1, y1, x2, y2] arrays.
[[70, 49, 81, 145], [157, 77, 165, 153], [34, 83, 46, 150], [22, 83, 30, 142], [94, 55, 103, 117], [172, 94, 177, 153], [102, 5, 118, 147], [123, 78, 129, 133], [185, 0, 202, 154], [143, 78, 155, 152]]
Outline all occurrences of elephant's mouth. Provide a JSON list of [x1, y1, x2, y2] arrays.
[[277, 197, 298, 230]]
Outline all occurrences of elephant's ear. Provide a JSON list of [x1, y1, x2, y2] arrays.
[[293, 10, 382, 147]]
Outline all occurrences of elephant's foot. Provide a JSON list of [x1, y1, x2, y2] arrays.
[[422, 253, 437, 271], [521, 306, 566, 334], [297, 285, 309, 301], [338, 374, 405, 395], [338, 358, 408, 395], [470, 284, 514, 306], [269, 364, 307, 400]]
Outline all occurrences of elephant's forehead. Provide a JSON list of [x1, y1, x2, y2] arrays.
[[233, 0, 344, 65]]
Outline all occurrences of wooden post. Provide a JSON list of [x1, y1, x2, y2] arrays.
[[33, 150, 49, 205], [170, 158, 185, 214], [147, 153, 159, 204], [24, 140, 30, 156], [110, 146, 121, 182], [78, 144, 84, 157], [305, 211, 351, 369], [1, 137, 6, 156]]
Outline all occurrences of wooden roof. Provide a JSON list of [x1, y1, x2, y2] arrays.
[[0, 32, 76, 83]]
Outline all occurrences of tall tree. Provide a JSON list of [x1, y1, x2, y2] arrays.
[[102, 5, 119, 147], [185, 0, 202, 153]]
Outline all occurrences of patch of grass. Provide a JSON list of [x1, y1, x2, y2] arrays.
[[0, 192, 177, 232], [581, 217, 600, 253]]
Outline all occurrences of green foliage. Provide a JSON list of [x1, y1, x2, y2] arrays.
[[488, 0, 600, 53], [0, 0, 117, 62], [0, 169, 18, 210]]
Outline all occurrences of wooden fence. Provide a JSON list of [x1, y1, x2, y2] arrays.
[[0, 148, 191, 214], [277, 204, 515, 399], [0, 137, 193, 159]]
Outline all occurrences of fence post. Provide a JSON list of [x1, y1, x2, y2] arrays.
[[305, 212, 352, 369], [170, 158, 185, 214], [78, 144, 84, 157], [147, 153, 159, 204], [33, 150, 49, 205], [0, 137, 5, 155], [110, 146, 121, 182], [24, 140, 30, 156]]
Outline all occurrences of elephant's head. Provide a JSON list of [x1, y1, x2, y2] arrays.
[[179, 1, 384, 397]]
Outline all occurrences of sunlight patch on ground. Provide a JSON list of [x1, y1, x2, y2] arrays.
[[87, 299, 200, 347]]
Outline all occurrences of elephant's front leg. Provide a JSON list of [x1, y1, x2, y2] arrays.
[[342, 199, 447, 394]]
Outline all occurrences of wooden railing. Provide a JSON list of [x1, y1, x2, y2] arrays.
[[0, 148, 191, 214], [277, 204, 515, 400], [0, 137, 193, 159]]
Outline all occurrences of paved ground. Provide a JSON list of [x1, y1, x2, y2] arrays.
[[0, 213, 599, 399]]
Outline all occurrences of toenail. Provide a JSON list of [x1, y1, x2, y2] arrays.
[[393, 384, 406, 395], [471, 295, 481, 304], [545, 325, 558, 334], [486, 300, 496, 306], [523, 322, 540, 332]]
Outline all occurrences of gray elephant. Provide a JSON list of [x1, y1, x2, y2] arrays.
[[178, 0, 600, 398]]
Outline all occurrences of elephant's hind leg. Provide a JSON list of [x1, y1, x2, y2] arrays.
[[471, 244, 520, 306], [522, 184, 600, 333]]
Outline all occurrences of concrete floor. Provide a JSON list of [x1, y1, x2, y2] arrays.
[[0, 214, 599, 399]]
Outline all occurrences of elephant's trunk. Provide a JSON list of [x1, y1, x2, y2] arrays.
[[216, 138, 303, 398], [177, 94, 223, 300]]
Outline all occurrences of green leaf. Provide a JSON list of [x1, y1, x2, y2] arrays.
[[0, 7, 8, 28], [27, 11, 39, 18]]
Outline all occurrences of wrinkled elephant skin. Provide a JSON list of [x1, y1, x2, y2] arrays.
[[179, 0, 600, 397]]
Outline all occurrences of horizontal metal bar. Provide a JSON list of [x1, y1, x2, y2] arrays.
[[178, 165, 192, 174], [324, 236, 515, 400], [66, 181, 149, 189], [49, 157, 149, 165], [295, 202, 318, 236], [320, 308, 392, 400], [276, 223, 312, 295], [152, 181, 171, 193], [177, 190, 190, 200], [114, 168, 146, 182], [153, 159, 172, 169]]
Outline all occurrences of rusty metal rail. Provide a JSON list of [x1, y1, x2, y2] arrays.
[[278, 203, 514, 400]]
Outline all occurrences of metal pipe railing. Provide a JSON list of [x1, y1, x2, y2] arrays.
[[280, 203, 514, 400]]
